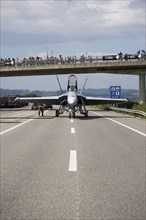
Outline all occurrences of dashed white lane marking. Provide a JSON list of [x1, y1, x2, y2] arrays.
[[71, 127, 75, 133], [71, 119, 74, 123], [91, 111, 146, 137], [0, 118, 34, 135], [68, 150, 77, 171], [0, 110, 48, 135]]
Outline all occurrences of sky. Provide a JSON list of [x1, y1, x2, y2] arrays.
[[0, 0, 145, 91]]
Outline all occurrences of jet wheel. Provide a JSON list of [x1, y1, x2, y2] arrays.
[[85, 111, 88, 117], [69, 112, 71, 118], [56, 110, 59, 117]]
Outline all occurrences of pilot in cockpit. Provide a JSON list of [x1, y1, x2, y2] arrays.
[[71, 85, 74, 91]]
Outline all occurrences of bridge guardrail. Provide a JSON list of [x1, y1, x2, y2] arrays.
[[109, 107, 146, 117], [0, 53, 146, 67]]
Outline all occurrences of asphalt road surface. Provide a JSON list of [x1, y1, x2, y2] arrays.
[[0, 107, 145, 220]]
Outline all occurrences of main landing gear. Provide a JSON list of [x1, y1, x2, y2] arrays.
[[55, 102, 88, 118], [84, 110, 88, 117], [56, 110, 59, 117]]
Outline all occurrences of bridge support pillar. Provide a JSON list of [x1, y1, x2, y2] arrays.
[[139, 74, 146, 104]]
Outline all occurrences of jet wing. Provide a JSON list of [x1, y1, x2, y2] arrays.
[[78, 95, 127, 105], [15, 94, 67, 105]]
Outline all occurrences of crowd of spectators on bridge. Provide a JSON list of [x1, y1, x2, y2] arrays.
[[0, 50, 146, 67]]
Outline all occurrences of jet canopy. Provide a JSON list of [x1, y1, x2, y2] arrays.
[[67, 75, 78, 92]]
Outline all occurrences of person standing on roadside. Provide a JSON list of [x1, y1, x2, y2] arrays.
[[38, 104, 44, 116]]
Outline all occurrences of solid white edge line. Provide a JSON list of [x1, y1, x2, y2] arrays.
[[90, 111, 146, 137], [0, 119, 34, 135], [68, 150, 77, 171], [0, 110, 49, 135]]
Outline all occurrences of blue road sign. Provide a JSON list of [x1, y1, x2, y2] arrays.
[[110, 86, 121, 98]]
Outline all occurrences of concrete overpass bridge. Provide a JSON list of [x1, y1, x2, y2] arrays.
[[0, 59, 146, 103]]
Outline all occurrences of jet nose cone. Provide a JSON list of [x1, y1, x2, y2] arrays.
[[68, 96, 77, 106], [69, 99, 74, 105]]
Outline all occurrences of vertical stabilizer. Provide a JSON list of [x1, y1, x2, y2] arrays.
[[56, 75, 63, 94], [80, 78, 87, 95]]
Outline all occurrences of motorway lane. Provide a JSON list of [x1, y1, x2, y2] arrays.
[[0, 109, 146, 219], [75, 111, 145, 219], [90, 109, 146, 135], [1, 110, 77, 219]]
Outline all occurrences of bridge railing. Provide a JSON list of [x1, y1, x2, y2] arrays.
[[0, 53, 146, 67]]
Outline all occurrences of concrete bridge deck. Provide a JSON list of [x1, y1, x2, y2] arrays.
[[0, 60, 146, 77], [0, 59, 146, 103]]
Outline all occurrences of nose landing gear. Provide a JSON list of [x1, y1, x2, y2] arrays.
[[69, 111, 75, 118]]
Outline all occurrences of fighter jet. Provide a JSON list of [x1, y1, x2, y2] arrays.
[[16, 74, 127, 118]]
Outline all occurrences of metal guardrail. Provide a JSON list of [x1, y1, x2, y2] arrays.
[[110, 107, 146, 117]]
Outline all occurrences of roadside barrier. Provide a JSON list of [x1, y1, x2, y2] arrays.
[[109, 107, 146, 117]]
